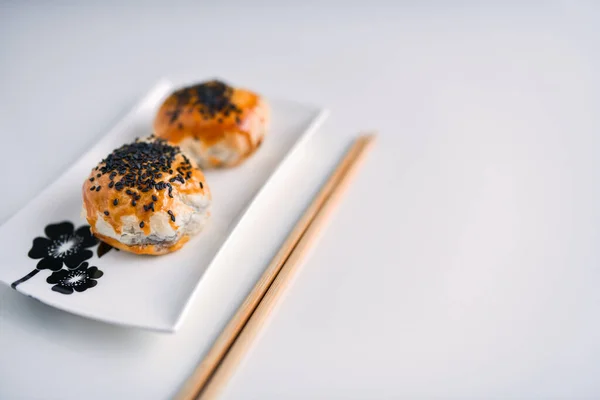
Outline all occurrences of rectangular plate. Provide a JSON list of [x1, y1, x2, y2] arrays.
[[0, 79, 328, 332]]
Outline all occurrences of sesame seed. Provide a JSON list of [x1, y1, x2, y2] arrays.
[[199, 182, 203, 189], [104, 211, 109, 216], [113, 199, 118, 206], [170, 214, 176, 222], [89, 177, 95, 182], [139, 221, 144, 228], [152, 195, 158, 201], [173, 81, 236, 122], [90, 186, 96, 191], [96, 186, 101, 191], [91, 137, 183, 201], [132, 200, 137, 206], [96, 173, 101, 178]]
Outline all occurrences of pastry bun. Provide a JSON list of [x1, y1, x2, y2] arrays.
[[82, 136, 211, 255], [153, 80, 269, 168]]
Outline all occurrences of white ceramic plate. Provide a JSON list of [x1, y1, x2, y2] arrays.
[[0, 79, 328, 332]]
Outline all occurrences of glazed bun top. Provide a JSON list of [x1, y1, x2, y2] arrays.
[[153, 79, 263, 147], [82, 136, 209, 237]]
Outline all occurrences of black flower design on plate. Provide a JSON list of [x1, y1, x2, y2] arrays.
[[11, 221, 105, 292], [46, 262, 103, 295], [28, 221, 98, 271]]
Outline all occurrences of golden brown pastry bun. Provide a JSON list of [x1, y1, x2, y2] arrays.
[[153, 80, 269, 168], [82, 136, 211, 255]]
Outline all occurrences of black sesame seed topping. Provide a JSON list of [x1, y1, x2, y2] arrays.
[[96, 186, 101, 191], [96, 137, 183, 197], [113, 199, 118, 206], [139, 221, 144, 228], [132, 200, 137, 206], [89, 177, 95, 182], [96, 173, 101, 178], [108, 181, 114, 188], [170, 214, 176, 222], [199, 182, 203, 189], [104, 210, 109, 216], [90, 186, 96, 191], [167, 210, 173, 215], [168, 80, 238, 125], [152, 195, 158, 201]]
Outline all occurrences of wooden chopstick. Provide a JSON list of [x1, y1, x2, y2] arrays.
[[176, 134, 376, 400]]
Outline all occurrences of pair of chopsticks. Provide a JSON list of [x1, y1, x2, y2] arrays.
[[176, 134, 376, 400]]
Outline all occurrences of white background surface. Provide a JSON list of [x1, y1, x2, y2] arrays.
[[1, 2, 600, 399]]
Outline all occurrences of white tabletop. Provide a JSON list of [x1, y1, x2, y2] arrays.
[[1, 2, 600, 399]]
